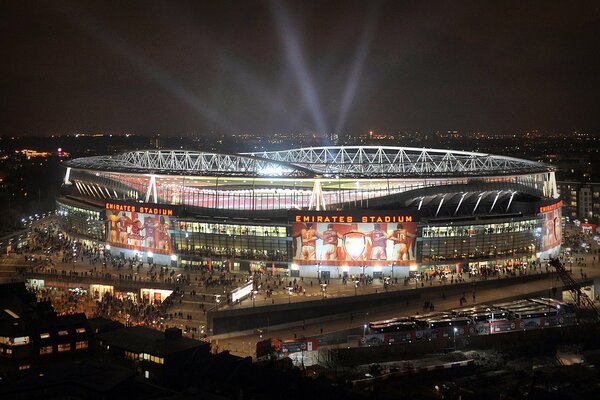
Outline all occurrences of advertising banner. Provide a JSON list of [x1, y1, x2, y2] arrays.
[[290, 211, 417, 266], [105, 201, 175, 255], [539, 201, 562, 252]]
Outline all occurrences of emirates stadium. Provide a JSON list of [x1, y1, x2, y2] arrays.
[[56, 146, 563, 278]]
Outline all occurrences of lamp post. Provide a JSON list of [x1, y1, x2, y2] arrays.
[[321, 283, 327, 300], [252, 290, 257, 308], [453, 327, 458, 351], [287, 287, 293, 304], [215, 294, 221, 312], [354, 280, 359, 296]]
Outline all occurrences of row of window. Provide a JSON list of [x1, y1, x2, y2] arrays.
[[124, 350, 164, 364], [420, 231, 539, 263], [177, 221, 286, 237], [171, 232, 288, 261], [56, 202, 102, 220], [39, 327, 87, 339], [57, 202, 105, 241], [39, 341, 88, 355], [0, 336, 30, 346], [421, 219, 538, 238]]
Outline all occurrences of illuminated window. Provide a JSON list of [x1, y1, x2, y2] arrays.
[[19, 365, 30, 370], [11, 336, 30, 346], [39, 346, 53, 355], [76, 327, 86, 334], [125, 351, 138, 360], [57, 343, 71, 352], [40, 333, 50, 339], [58, 330, 69, 336], [75, 341, 88, 350], [140, 353, 164, 364]]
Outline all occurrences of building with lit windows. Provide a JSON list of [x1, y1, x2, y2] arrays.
[[56, 146, 562, 278], [557, 181, 600, 224]]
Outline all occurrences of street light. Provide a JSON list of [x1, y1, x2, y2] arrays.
[[415, 272, 419, 289], [215, 294, 221, 311], [453, 327, 458, 351], [354, 280, 359, 296], [321, 283, 327, 300], [287, 287, 293, 304], [252, 290, 258, 308]]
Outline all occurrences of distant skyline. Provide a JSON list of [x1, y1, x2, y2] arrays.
[[1, 0, 600, 137]]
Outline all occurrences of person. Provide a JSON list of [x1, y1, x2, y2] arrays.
[[321, 224, 342, 260], [107, 211, 121, 243], [366, 224, 388, 260], [293, 223, 322, 261], [144, 216, 155, 249], [389, 223, 416, 261], [155, 216, 171, 252], [128, 212, 145, 248], [116, 212, 131, 244]]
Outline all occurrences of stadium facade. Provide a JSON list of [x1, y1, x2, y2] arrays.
[[56, 146, 562, 278]]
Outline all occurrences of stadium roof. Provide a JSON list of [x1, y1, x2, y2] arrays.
[[65, 146, 552, 178]]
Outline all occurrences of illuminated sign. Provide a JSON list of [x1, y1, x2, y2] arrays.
[[539, 204, 562, 253], [281, 339, 318, 354], [106, 203, 174, 255], [231, 280, 253, 303], [105, 202, 174, 216], [291, 211, 418, 267], [141, 288, 173, 303], [539, 200, 563, 214], [293, 214, 415, 224]]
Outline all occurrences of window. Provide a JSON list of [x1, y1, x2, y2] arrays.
[[19, 365, 30, 370], [125, 351, 138, 360], [140, 353, 164, 364], [58, 330, 69, 336], [40, 333, 50, 339], [76, 327, 86, 334], [57, 343, 71, 352], [144, 370, 150, 379], [40, 346, 53, 355], [12, 336, 30, 346], [75, 341, 88, 350]]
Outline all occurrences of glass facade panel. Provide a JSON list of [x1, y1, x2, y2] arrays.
[[171, 221, 288, 262], [56, 201, 104, 241], [419, 218, 541, 266]]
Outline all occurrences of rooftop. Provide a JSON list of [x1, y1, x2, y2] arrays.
[[97, 326, 208, 357], [65, 146, 552, 179]]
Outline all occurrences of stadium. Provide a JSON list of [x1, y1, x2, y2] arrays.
[[56, 146, 563, 278]]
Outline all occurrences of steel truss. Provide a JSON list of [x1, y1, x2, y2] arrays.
[[66, 146, 551, 179], [66, 150, 313, 177], [248, 146, 551, 178]]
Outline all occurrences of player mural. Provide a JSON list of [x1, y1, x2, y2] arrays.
[[540, 202, 562, 253], [291, 212, 417, 266], [105, 202, 174, 255]]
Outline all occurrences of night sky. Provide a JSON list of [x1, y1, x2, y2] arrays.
[[1, 0, 599, 136]]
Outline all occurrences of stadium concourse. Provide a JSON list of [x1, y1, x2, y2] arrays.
[[56, 146, 563, 285], [1, 216, 598, 359]]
